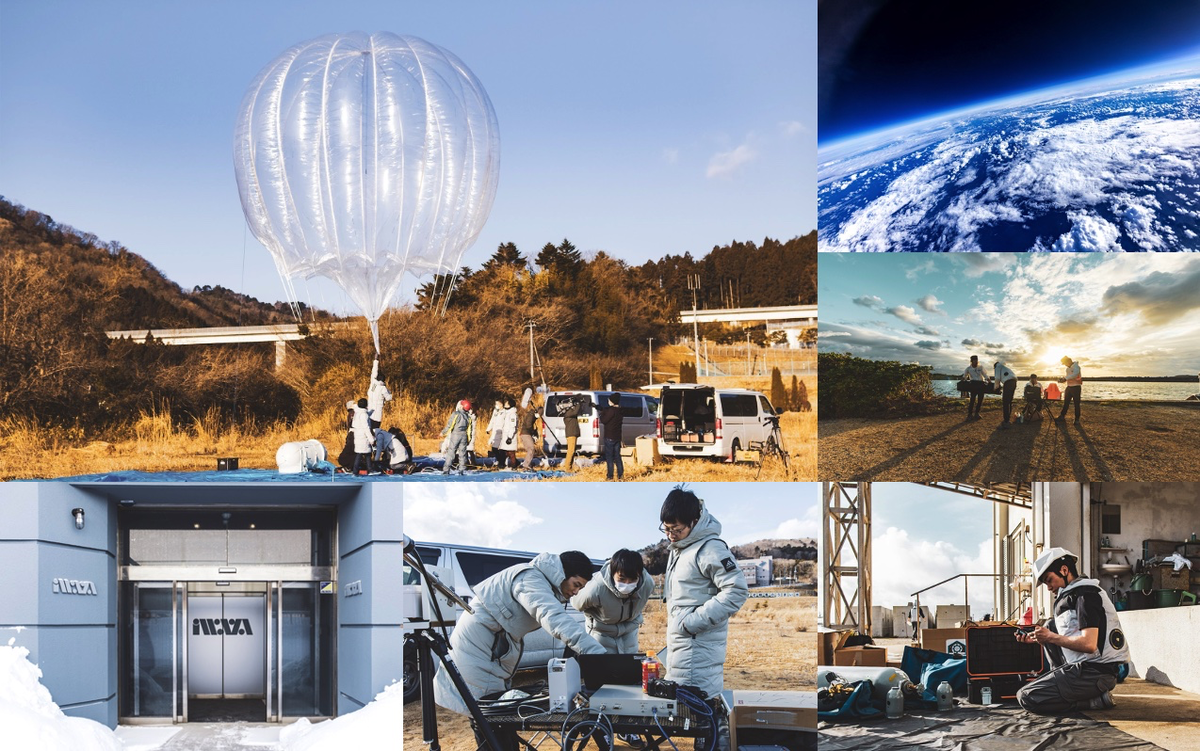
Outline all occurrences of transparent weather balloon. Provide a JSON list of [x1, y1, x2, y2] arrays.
[[233, 32, 500, 352]]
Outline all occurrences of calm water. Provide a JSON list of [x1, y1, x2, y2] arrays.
[[932, 380, 1200, 401]]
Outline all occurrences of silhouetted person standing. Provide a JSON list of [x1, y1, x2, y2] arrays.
[[1056, 356, 1082, 426]]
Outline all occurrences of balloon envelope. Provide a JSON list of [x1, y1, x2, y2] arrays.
[[233, 32, 500, 349]]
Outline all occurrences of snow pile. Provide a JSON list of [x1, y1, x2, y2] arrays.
[[0, 642, 122, 750], [279, 682, 403, 750]]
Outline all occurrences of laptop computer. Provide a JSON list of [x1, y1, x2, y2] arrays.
[[575, 653, 646, 691]]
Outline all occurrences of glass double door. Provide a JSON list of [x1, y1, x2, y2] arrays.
[[123, 581, 332, 722]]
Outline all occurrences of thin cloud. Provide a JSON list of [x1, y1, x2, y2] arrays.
[[707, 143, 758, 178], [853, 294, 885, 309], [663, 147, 680, 164], [781, 120, 806, 137], [887, 305, 923, 325], [916, 294, 945, 314]]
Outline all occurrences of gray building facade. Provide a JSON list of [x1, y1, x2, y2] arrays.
[[0, 481, 402, 728]]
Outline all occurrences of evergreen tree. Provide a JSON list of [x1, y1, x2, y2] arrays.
[[481, 242, 526, 272], [770, 366, 787, 411]]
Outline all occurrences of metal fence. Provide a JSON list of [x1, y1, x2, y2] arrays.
[[691, 343, 816, 377]]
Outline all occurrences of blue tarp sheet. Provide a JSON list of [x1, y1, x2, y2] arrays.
[[818, 680, 883, 722], [900, 646, 968, 706], [36, 460, 567, 483]]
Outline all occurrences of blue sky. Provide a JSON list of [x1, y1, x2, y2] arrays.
[[403, 482, 817, 557], [818, 253, 1200, 377], [0, 1, 815, 317], [869, 483, 996, 619]]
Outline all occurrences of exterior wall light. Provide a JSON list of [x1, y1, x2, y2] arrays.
[[72, 508, 85, 530]]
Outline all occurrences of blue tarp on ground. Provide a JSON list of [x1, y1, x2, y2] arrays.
[[900, 646, 968, 706], [818, 680, 883, 723], [35, 462, 568, 483]]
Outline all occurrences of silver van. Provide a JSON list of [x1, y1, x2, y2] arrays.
[[541, 390, 659, 456], [402, 541, 602, 703], [656, 384, 779, 460]]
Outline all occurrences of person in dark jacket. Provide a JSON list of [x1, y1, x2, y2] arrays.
[[596, 393, 624, 480], [560, 396, 581, 470], [519, 404, 541, 469]]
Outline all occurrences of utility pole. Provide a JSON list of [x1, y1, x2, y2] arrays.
[[648, 337, 654, 386], [687, 274, 701, 379], [746, 330, 752, 377], [526, 320, 537, 380]]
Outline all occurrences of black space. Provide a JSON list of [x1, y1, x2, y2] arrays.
[[819, 0, 1200, 141]]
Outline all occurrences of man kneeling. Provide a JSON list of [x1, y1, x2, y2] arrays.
[[1016, 548, 1128, 714]]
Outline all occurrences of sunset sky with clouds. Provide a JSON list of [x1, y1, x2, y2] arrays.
[[819, 253, 1200, 377]]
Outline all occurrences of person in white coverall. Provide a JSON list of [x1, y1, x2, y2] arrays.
[[366, 358, 392, 430], [660, 488, 748, 700], [432, 551, 606, 717], [570, 548, 656, 654]]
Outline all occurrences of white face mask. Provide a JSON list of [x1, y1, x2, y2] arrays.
[[614, 580, 638, 595]]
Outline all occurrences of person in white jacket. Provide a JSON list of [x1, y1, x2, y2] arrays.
[[497, 397, 519, 468], [962, 355, 987, 421], [570, 549, 656, 654], [347, 398, 374, 475], [1056, 356, 1083, 425], [433, 551, 605, 717], [660, 488, 748, 699], [366, 358, 392, 430], [486, 400, 504, 463]]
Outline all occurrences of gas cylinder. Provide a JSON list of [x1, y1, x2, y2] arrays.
[[981, 686, 993, 705], [886, 685, 904, 719], [641, 657, 661, 692], [936, 681, 954, 710]]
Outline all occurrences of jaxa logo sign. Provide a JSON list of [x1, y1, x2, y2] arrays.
[[193, 618, 254, 636], [52, 578, 98, 595]]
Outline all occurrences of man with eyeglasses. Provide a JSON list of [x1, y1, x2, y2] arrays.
[[1015, 547, 1128, 714], [659, 487, 748, 701]]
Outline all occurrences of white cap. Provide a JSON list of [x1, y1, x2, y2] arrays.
[[1032, 547, 1077, 582]]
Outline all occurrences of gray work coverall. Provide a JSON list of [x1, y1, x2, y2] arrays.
[[663, 508, 749, 698], [432, 552, 606, 715], [570, 561, 656, 654]]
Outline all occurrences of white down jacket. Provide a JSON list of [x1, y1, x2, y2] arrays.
[[663, 507, 748, 698], [433, 552, 605, 714], [570, 561, 656, 654]]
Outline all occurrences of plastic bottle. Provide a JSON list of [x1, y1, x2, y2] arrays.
[[886, 685, 904, 719], [936, 681, 954, 711]]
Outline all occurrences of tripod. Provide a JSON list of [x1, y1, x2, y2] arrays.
[[404, 538, 506, 751]]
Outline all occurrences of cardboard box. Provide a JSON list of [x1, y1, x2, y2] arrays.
[[920, 627, 969, 657], [727, 690, 817, 751], [833, 645, 888, 667], [634, 437, 660, 467], [817, 631, 841, 666]]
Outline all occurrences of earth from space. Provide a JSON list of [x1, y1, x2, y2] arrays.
[[817, 74, 1200, 252]]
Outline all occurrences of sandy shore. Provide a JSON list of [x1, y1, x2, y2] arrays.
[[819, 401, 1200, 481]]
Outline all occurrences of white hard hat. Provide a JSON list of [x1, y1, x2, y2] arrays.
[[1033, 547, 1077, 582]]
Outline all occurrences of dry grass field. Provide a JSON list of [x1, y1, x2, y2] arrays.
[[402, 591, 816, 751], [0, 377, 814, 481]]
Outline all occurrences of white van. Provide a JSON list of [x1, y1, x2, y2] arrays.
[[402, 541, 603, 703], [656, 384, 779, 460], [541, 390, 659, 456]]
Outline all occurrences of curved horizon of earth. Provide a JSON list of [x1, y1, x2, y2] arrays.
[[817, 73, 1200, 252]]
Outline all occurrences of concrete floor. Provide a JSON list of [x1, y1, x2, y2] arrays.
[[1085, 678, 1200, 751], [115, 723, 283, 750]]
